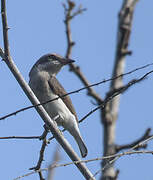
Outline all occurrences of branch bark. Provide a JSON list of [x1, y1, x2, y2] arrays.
[[1, 1, 95, 179], [63, 0, 103, 104], [0, 62, 152, 122], [116, 128, 152, 152], [101, 0, 139, 179], [47, 147, 60, 180]]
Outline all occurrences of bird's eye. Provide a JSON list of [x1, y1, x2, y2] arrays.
[[48, 55, 57, 61], [48, 55, 53, 59]]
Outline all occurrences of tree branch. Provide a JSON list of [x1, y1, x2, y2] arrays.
[[1, 1, 95, 179], [47, 70, 153, 142], [14, 144, 153, 180], [30, 139, 47, 171], [0, 61, 152, 121], [0, 136, 40, 140], [47, 147, 60, 180], [63, 0, 103, 104], [116, 128, 152, 152], [101, 0, 139, 179]]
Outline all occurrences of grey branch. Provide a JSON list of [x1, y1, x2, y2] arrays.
[[47, 70, 153, 142], [30, 139, 48, 171], [101, 0, 139, 179], [0, 61, 152, 121], [0, 136, 40, 140], [1, 1, 95, 179], [116, 128, 152, 151], [0, 69, 152, 143], [63, 0, 103, 104], [47, 147, 60, 180], [14, 146, 153, 180]]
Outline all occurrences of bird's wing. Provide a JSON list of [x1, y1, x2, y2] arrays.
[[48, 76, 78, 122]]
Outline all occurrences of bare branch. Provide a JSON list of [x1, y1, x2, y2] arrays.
[[0, 62, 152, 121], [15, 150, 153, 180], [0, 136, 40, 140], [47, 70, 153, 142], [94, 134, 153, 179], [63, 0, 86, 57], [101, 135, 153, 175], [1, 1, 95, 179], [81, 70, 153, 123], [92, 150, 153, 179], [0, 125, 48, 141], [14, 132, 153, 180], [63, 0, 103, 104], [30, 139, 47, 171], [38, 172, 45, 180], [0, 47, 5, 59], [47, 147, 60, 180], [116, 128, 152, 151], [14, 141, 153, 180], [101, 0, 139, 179], [30, 126, 49, 172]]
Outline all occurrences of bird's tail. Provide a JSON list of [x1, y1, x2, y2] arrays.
[[68, 125, 88, 158], [74, 134, 88, 158]]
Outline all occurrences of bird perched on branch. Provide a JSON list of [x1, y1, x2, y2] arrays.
[[29, 53, 87, 158]]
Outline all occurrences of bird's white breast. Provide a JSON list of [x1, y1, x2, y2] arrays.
[[29, 71, 77, 129]]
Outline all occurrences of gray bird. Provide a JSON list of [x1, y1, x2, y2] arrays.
[[29, 53, 88, 158]]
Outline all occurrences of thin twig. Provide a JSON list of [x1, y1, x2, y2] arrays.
[[0, 136, 40, 140], [101, 130, 153, 174], [47, 70, 153, 142], [116, 128, 152, 151], [29, 127, 48, 179], [38, 172, 45, 180], [1, 1, 95, 179], [0, 62, 152, 121], [80, 70, 153, 123], [13, 131, 153, 180], [63, 0, 103, 104], [30, 139, 47, 170], [92, 134, 153, 179], [63, 0, 87, 57], [47, 147, 60, 180], [0, 125, 48, 140], [14, 148, 153, 180]]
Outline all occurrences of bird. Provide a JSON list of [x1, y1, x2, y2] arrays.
[[29, 53, 88, 158]]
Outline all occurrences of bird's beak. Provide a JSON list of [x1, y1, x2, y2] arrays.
[[60, 58, 75, 65]]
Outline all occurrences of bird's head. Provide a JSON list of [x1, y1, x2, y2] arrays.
[[29, 53, 75, 77]]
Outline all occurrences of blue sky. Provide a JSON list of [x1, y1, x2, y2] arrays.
[[0, 0, 153, 180]]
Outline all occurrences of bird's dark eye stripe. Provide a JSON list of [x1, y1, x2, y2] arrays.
[[48, 55, 57, 60]]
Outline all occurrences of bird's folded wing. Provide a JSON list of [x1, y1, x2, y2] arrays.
[[48, 76, 78, 122]]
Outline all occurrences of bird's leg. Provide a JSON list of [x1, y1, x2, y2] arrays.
[[53, 114, 60, 125], [52, 114, 65, 136]]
